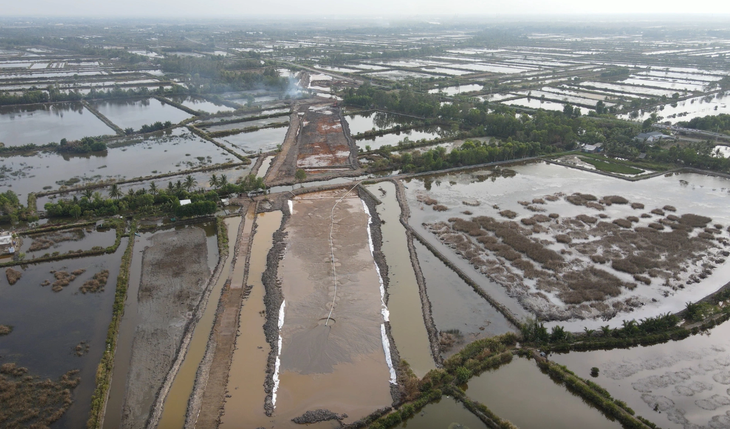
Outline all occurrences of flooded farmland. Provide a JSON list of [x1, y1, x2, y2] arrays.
[[553, 320, 730, 429], [90, 98, 191, 130], [214, 126, 288, 155], [5, 15, 730, 429], [465, 357, 622, 429], [0, 244, 127, 429], [0, 102, 115, 147], [368, 182, 435, 377], [404, 161, 730, 329], [3, 128, 236, 199]]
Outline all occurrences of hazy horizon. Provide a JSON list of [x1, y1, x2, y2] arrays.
[[4, 0, 730, 19]]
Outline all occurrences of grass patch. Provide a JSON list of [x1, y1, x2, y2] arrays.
[[579, 156, 644, 175]]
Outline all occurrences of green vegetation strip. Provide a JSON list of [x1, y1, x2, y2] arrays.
[[578, 156, 644, 175], [87, 221, 135, 429], [364, 334, 518, 429], [537, 358, 658, 429], [216, 216, 229, 256]]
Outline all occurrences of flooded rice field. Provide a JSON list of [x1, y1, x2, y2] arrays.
[[621, 92, 730, 123], [90, 98, 191, 130], [356, 127, 445, 150], [465, 357, 622, 429], [3, 128, 236, 199], [553, 320, 730, 429], [214, 126, 288, 155], [403, 161, 730, 329], [220, 211, 282, 429], [0, 242, 127, 429], [398, 396, 488, 428], [0, 102, 115, 147], [344, 111, 417, 136], [165, 95, 234, 114], [428, 84, 483, 96], [368, 182, 435, 377], [18, 223, 116, 260], [414, 240, 516, 358]]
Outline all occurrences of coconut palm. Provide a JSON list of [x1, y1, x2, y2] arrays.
[[82, 188, 93, 200], [109, 184, 122, 200], [209, 174, 219, 189], [149, 182, 158, 195], [219, 174, 228, 187], [184, 175, 197, 192]]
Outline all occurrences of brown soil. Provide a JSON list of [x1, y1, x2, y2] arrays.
[[296, 107, 355, 170], [5, 268, 21, 285], [120, 226, 211, 429], [0, 364, 80, 429]]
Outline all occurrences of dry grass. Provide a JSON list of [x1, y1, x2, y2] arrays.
[[603, 195, 629, 205], [0, 364, 80, 428], [613, 219, 632, 228], [631, 202, 645, 209], [417, 195, 438, 206], [576, 214, 598, 225], [663, 205, 677, 212], [641, 213, 652, 219], [5, 268, 22, 286], [680, 213, 712, 227], [521, 218, 536, 226], [499, 210, 517, 219], [0, 325, 12, 336], [80, 270, 110, 294], [532, 198, 546, 205], [549, 213, 559, 219], [626, 216, 639, 223], [27, 229, 84, 252], [47, 270, 78, 292], [433, 204, 448, 212], [556, 234, 572, 244], [651, 208, 665, 215]]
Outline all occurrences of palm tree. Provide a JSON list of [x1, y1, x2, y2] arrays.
[[167, 181, 175, 193], [209, 174, 219, 189], [82, 188, 93, 200], [149, 182, 158, 195], [109, 184, 121, 200], [184, 175, 196, 192], [175, 180, 183, 193], [219, 174, 228, 187]]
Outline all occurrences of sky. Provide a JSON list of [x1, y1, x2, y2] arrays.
[[4, 0, 730, 18]]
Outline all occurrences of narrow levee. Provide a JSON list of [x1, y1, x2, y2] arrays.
[[219, 210, 283, 429], [191, 204, 256, 428], [103, 232, 153, 429], [366, 182, 435, 378], [156, 216, 242, 429]]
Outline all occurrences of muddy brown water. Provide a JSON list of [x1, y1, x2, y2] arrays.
[[552, 320, 730, 429], [413, 240, 517, 358], [0, 102, 114, 147], [257, 155, 275, 179], [156, 217, 241, 429], [273, 192, 392, 426], [219, 211, 282, 429], [0, 241, 127, 429], [367, 182, 435, 377], [465, 357, 622, 429], [398, 396, 488, 428]]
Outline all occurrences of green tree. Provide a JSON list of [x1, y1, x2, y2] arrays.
[[295, 169, 307, 183], [184, 175, 197, 192], [209, 174, 219, 189], [109, 184, 122, 200], [149, 182, 158, 195]]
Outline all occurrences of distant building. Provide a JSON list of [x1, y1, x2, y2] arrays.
[[582, 142, 603, 153], [179, 199, 192, 206], [0, 231, 16, 255], [634, 131, 673, 143]]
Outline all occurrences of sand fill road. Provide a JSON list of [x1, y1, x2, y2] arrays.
[[273, 190, 392, 426]]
